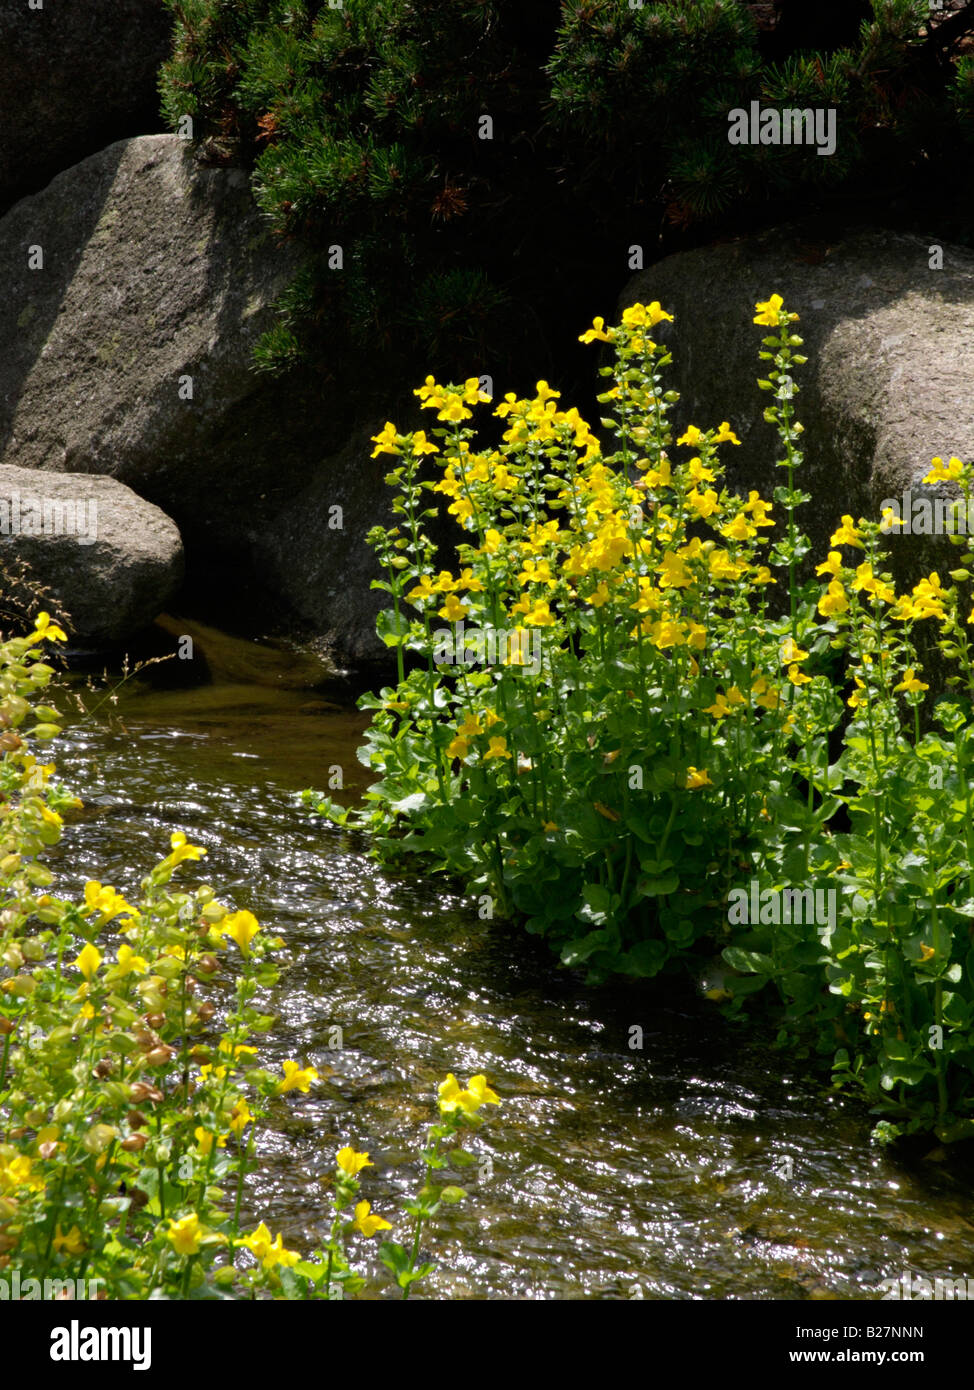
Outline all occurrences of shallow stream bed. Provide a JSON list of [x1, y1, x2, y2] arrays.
[[45, 625, 974, 1299]]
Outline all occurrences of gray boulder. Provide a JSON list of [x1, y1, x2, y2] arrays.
[[0, 133, 391, 665], [250, 425, 398, 667], [620, 228, 974, 595], [0, 0, 172, 212], [0, 464, 183, 643], [0, 134, 339, 538]]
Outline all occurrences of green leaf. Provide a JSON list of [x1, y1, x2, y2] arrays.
[[722, 946, 776, 975]]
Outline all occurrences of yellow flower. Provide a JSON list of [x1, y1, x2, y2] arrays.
[[910, 573, 947, 621], [483, 736, 511, 761], [687, 487, 720, 519], [919, 944, 936, 963], [704, 693, 732, 720], [52, 1225, 85, 1256], [751, 675, 781, 710], [685, 767, 712, 790], [816, 551, 844, 579], [351, 1200, 393, 1238], [457, 712, 483, 738], [922, 455, 964, 485], [74, 943, 102, 981], [523, 600, 555, 626], [624, 300, 672, 328], [578, 315, 612, 344], [84, 881, 136, 921], [847, 675, 867, 710], [166, 831, 206, 866], [370, 422, 402, 458], [166, 1213, 202, 1256], [447, 736, 471, 760], [438, 593, 469, 623], [676, 425, 704, 447], [278, 1060, 319, 1094], [818, 580, 849, 617], [754, 293, 785, 326], [407, 574, 438, 603], [658, 551, 692, 590], [780, 638, 809, 666], [198, 1063, 228, 1082], [787, 664, 812, 685], [28, 611, 68, 644], [221, 909, 260, 957], [709, 549, 745, 582], [241, 1222, 300, 1269], [437, 1073, 500, 1116], [228, 1100, 252, 1136], [0, 1152, 44, 1193], [439, 394, 472, 419], [194, 1127, 227, 1155], [712, 421, 741, 445], [830, 515, 865, 549], [721, 513, 754, 542], [336, 1147, 373, 1178], [411, 430, 439, 456], [114, 944, 148, 977], [742, 491, 774, 526], [894, 668, 929, 694]]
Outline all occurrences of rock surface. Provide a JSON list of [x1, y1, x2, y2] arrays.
[[0, 464, 183, 643], [0, 133, 394, 664], [621, 227, 974, 592], [249, 426, 398, 667], [0, 0, 172, 212]]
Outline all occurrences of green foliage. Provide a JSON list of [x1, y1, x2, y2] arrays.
[[160, 1, 974, 375], [0, 614, 499, 1297], [306, 298, 974, 1142]]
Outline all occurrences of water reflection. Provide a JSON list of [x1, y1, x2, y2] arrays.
[[45, 638, 974, 1299]]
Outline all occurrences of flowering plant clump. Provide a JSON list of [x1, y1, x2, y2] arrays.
[[306, 298, 974, 1142], [0, 615, 499, 1296]]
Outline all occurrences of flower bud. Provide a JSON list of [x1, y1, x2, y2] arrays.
[[129, 1081, 163, 1104]]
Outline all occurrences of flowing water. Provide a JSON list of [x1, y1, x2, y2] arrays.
[[45, 623, 974, 1300]]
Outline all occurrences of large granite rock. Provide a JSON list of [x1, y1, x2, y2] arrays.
[[0, 464, 183, 643], [250, 425, 397, 667], [621, 227, 974, 596], [0, 0, 172, 212], [0, 133, 397, 665]]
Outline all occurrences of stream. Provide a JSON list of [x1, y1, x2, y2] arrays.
[[43, 621, 974, 1300]]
